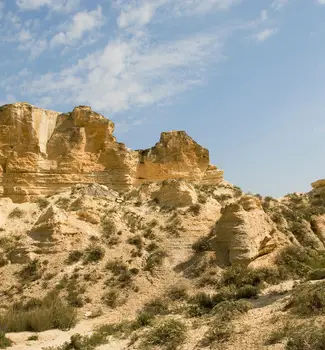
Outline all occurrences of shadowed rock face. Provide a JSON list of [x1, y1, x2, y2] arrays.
[[0, 103, 223, 202], [212, 196, 278, 265]]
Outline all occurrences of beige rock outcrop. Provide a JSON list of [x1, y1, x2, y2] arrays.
[[151, 179, 197, 207], [212, 196, 278, 265], [0, 103, 224, 202]]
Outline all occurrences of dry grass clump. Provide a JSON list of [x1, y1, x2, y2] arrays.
[[8, 207, 24, 219], [286, 324, 325, 350], [268, 322, 325, 350], [66, 250, 83, 264], [101, 217, 117, 237], [192, 236, 210, 252], [144, 249, 167, 272], [287, 281, 325, 316], [105, 260, 138, 289], [276, 246, 325, 280], [102, 289, 121, 308], [36, 198, 50, 209], [0, 332, 12, 349], [83, 245, 105, 263], [0, 291, 76, 332], [141, 297, 169, 317], [167, 284, 188, 301], [200, 300, 251, 347], [140, 318, 186, 350], [18, 259, 43, 282]]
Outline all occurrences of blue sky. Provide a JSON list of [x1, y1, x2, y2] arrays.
[[0, 0, 325, 197]]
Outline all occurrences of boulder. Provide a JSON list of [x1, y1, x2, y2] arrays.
[[152, 180, 197, 207]]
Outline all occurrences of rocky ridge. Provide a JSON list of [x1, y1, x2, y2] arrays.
[[1, 102, 325, 349], [0, 103, 223, 202]]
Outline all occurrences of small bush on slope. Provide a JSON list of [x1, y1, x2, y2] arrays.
[[200, 300, 251, 347], [0, 332, 12, 349], [83, 245, 105, 263], [286, 324, 325, 350], [276, 246, 325, 279], [8, 207, 24, 219], [0, 291, 76, 332], [140, 319, 186, 350], [287, 281, 325, 316]]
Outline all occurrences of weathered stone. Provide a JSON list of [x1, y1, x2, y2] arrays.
[[0, 103, 224, 202], [152, 179, 197, 207], [212, 196, 277, 265]]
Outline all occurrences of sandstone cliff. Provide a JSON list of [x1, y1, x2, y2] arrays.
[[0, 103, 223, 202]]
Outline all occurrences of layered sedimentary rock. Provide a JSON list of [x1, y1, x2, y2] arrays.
[[0, 103, 223, 202], [151, 179, 198, 207], [212, 196, 279, 265]]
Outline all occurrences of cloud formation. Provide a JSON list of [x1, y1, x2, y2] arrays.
[[16, 0, 80, 12], [254, 28, 278, 42], [51, 6, 104, 46], [26, 32, 223, 113]]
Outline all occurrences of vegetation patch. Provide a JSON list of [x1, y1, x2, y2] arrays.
[[0, 332, 12, 349], [140, 318, 186, 350], [83, 245, 105, 263], [144, 249, 167, 272], [287, 281, 325, 316], [0, 291, 76, 332]]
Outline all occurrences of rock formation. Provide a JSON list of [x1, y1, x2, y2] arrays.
[[212, 196, 280, 265], [0, 103, 223, 202]]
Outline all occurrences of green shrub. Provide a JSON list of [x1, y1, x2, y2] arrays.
[[200, 300, 251, 347], [167, 285, 188, 301], [142, 298, 169, 317], [27, 335, 39, 341], [212, 300, 252, 321], [0, 332, 12, 349], [83, 245, 105, 263], [286, 323, 325, 350], [276, 246, 325, 280], [101, 218, 117, 238], [220, 265, 278, 289], [288, 282, 325, 316], [8, 207, 24, 219], [200, 320, 232, 346], [102, 290, 121, 308], [141, 319, 186, 350], [236, 285, 259, 299], [192, 236, 210, 252], [105, 260, 133, 289], [55, 197, 71, 209], [188, 204, 201, 216], [66, 250, 83, 264], [133, 312, 154, 328], [36, 198, 50, 209], [19, 259, 42, 282], [127, 235, 143, 250], [0, 291, 76, 332], [144, 249, 167, 272]]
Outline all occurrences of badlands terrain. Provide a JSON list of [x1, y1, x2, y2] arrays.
[[0, 103, 325, 349]]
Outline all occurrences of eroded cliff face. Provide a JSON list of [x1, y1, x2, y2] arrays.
[[0, 103, 223, 202], [212, 196, 283, 265]]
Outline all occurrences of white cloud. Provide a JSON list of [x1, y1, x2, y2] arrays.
[[51, 6, 104, 46], [23, 33, 223, 113], [118, 2, 162, 29], [260, 9, 268, 22], [317, 0, 325, 4], [271, 0, 289, 10], [116, 0, 241, 30], [16, 0, 80, 12], [254, 28, 277, 42], [173, 0, 241, 15]]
